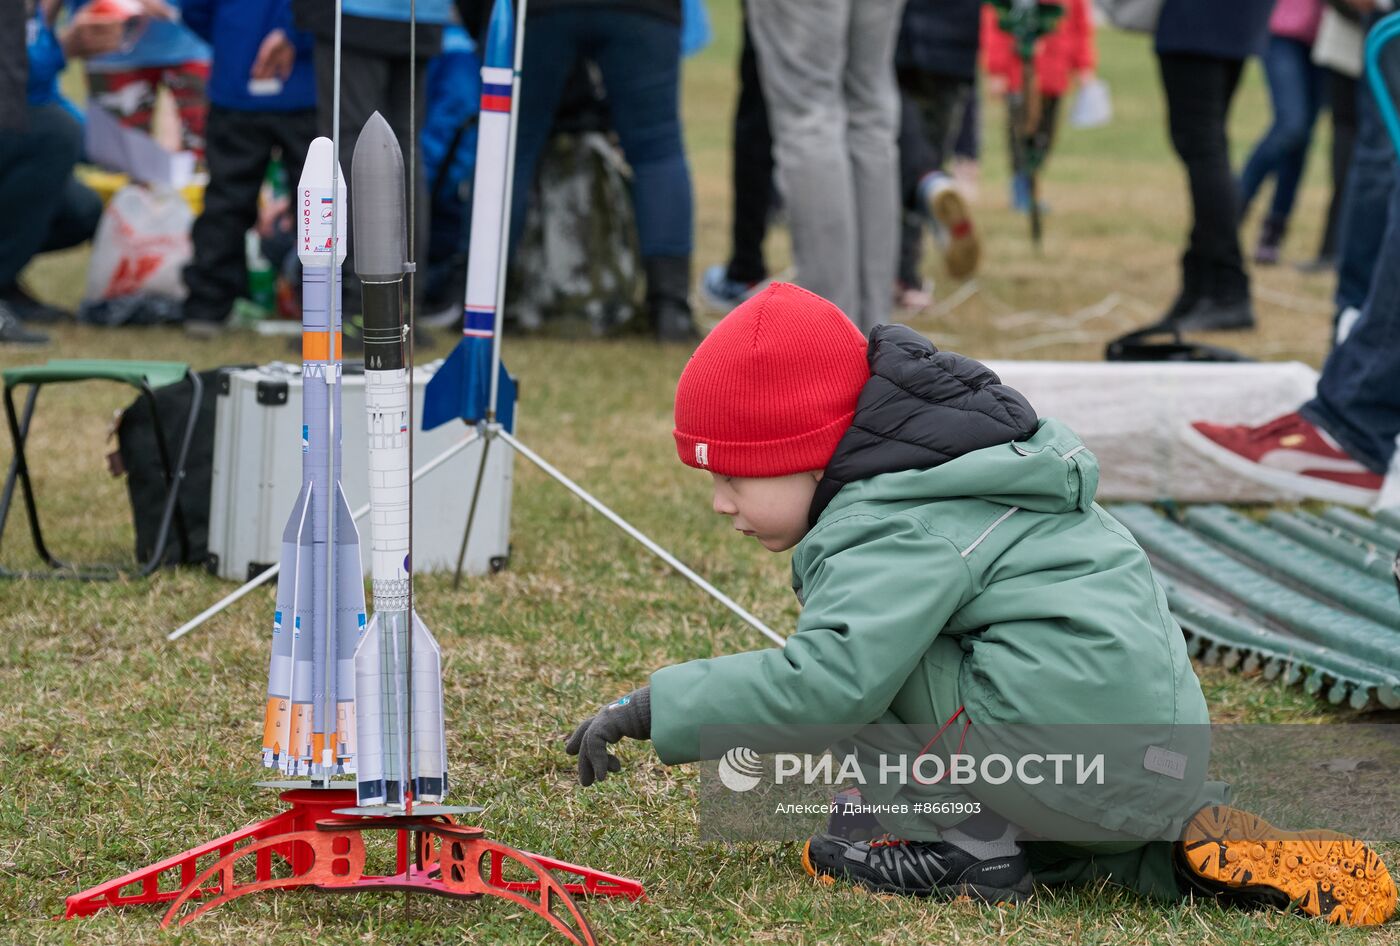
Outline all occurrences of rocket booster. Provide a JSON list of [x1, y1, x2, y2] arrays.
[[261, 137, 367, 780], [350, 112, 448, 807]]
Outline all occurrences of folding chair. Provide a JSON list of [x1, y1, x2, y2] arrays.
[[0, 359, 203, 579]]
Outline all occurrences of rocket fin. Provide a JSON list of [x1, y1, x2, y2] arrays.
[[421, 343, 516, 432], [352, 614, 392, 805], [334, 484, 366, 773], [287, 483, 317, 776], [410, 612, 448, 802], [263, 484, 311, 769]]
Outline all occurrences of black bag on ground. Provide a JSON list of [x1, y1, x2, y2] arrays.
[[115, 368, 226, 566], [1105, 325, 1253, 363]]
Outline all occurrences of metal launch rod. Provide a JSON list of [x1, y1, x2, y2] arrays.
[[320, 0, 343, 792], [406, 6, 418, 921]]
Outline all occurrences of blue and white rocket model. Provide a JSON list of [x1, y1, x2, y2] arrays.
[[261, 137, 368, 782], [422, 0, 518, 431], [349, 112, 449, 807]]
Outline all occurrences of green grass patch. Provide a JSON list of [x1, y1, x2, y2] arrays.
[[2, 10, 1392, 944]]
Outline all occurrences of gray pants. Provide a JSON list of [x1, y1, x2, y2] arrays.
[[746, 0, 905, 332]]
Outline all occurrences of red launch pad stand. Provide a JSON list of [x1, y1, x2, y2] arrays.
[[63, 789, 645, 945]]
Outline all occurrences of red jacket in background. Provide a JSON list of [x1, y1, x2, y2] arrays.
[[981, 0, 1096, 99]]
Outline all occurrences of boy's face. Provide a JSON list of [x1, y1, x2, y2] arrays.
[[710, 472, 822, 552]]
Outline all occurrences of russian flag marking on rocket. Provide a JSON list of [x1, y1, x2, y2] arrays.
[[481, 81, 512, 113]]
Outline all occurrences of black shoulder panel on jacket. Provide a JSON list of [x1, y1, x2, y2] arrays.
[[809, 325, 1039, 525]]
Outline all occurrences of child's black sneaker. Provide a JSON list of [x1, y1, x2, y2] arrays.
[[1176, 805, 1397, 926], [802, 817, 1033, 904]]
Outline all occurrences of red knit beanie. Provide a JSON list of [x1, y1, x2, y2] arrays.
[[673, 283, 871, 477]]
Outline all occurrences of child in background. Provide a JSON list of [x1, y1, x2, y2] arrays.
[[75, 0, 212, 159], [1237, 0, 1327, 265], [894, 0, 983, 309], [563, 282, 1396, 926], [981, 0, 1095, 213], [179, 0, 315, 336]]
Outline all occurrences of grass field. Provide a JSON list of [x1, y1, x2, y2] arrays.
[[3, 5, 1396, 944]]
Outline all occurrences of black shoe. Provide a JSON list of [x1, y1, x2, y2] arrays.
[[1165, 297, 1256, 332], [1253, 215, 1286, 266], [0, 301, 49, 345], [644, 255, 699, 343], [0, 282, 72, 324], [802, 827, 1033, 903], [1162, 255, 1208, 321]]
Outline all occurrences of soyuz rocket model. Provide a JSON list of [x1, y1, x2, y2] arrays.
[[350, 112, 448, 807], [261, 137, 367, 782], [260, 122, 448, 807]]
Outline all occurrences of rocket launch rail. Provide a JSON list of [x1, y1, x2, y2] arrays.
[[63, 789, 645, 946]]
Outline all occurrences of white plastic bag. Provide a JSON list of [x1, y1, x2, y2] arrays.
[[84, 184, 193, 302], [1070, 77, 1113, 130]]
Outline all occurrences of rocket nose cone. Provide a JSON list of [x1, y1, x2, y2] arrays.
[[351, 112, 407, 281], [484, 0, 515, 69], [299, 136, 337, 191]]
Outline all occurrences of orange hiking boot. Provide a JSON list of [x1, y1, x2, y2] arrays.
[[1177, 805, 1396, 926]]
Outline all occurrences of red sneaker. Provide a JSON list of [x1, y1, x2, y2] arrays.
[[1183, 412, 1381, 506]]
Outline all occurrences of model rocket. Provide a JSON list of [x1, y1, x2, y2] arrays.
[[422, 0, 518, 432], [350, 112, 449, 807], [261, 137, 368, 782]]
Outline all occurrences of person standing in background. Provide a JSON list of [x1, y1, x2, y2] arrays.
[[294, 0, 450, 342], [700, 2, 776, 313], [1153, 0, 1273, 332], [501, 0, 698, 342], [1298, 0, 1365, 273], [1237, 0, 1326, 266], [180, 0, 317, 337], [893, 0, 982, 311], [76, 0, 212, 159], [745, 0, 905, 334], [981, 0, 1096, 215]]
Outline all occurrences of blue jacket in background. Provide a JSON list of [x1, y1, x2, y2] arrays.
[[70, 0, 211, 70], [421, 24, 479, 197], [182, 0, 315, 110], [1155, 0, 1273, 61], [895, 0, 982, 81], [27, 11, 67, 107]]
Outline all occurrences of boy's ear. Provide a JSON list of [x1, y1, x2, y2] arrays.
[[812, 470, 824, 483]]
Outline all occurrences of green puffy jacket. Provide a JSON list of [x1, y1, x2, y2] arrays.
[[651, 329, 1212, 843]]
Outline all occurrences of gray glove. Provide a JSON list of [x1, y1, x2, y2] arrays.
[[564, 686, 651, 786]]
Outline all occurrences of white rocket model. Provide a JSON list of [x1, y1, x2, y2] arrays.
[[350, 112, 448, 807], [261, 137, 367, 782]]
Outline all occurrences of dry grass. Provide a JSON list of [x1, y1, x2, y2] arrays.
[[1, 7, 1393, 945]]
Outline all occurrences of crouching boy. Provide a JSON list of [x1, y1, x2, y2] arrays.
[[564, 283, 1396, 926]]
